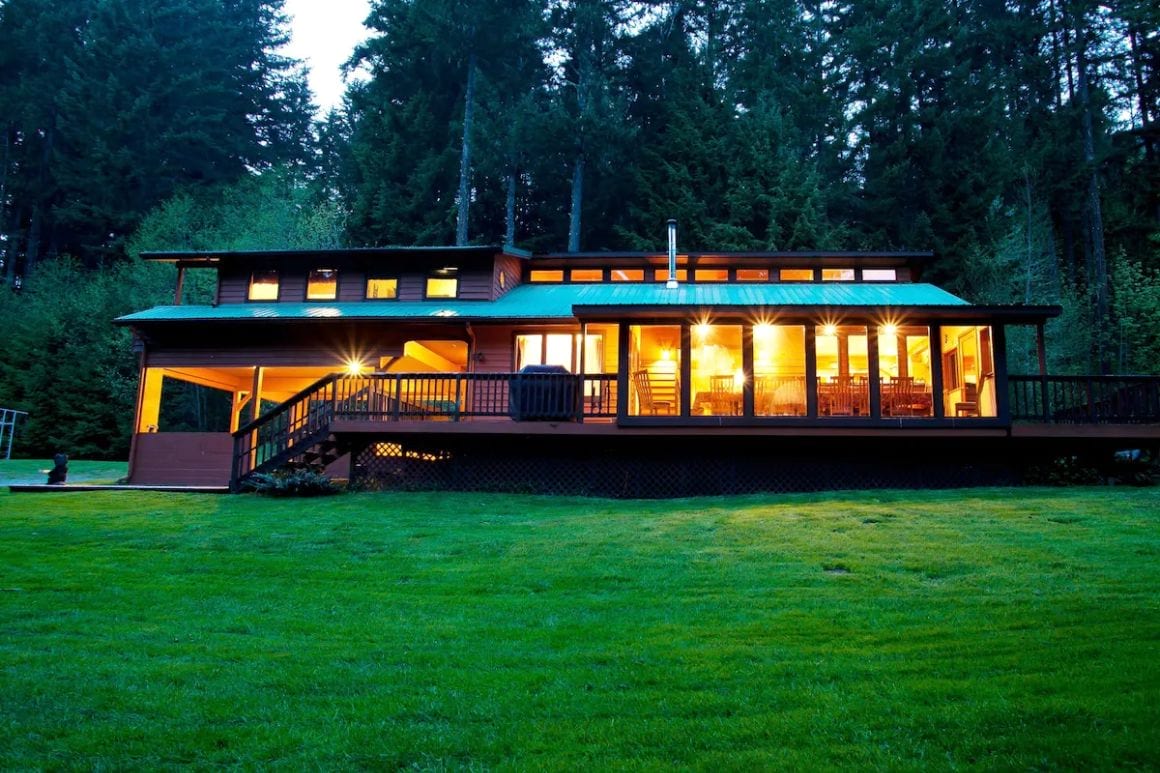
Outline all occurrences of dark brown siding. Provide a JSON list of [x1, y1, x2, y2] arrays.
[[472, 326, 516, 373], [129, 432, 233, 486], [218, 271, 249, 304], [493, 254, 524, 299], [338, 270, 367, 301], [458, 271, 491, 300]]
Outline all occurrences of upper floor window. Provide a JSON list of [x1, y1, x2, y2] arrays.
[[822, 268, 855, 282], [655, 268, 688, 282], [736, 269, 769, 281], [426, 271, 458, 299], [530, 270, 564, 282], [248, 270, 279, 301], [611, 269, 645, 282], [779, 269, 814, 282], [694, 268, 729, 282], [366, 277, 398, 299], [570, 269, 604, 282], [862, 269, 898, 281], [307, 269, 338, 300]]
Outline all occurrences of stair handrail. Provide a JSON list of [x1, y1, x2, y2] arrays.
[[232, 372, 342, 438]]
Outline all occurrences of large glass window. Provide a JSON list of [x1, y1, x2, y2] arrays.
[[941, 326, 996, 417], [878, 325, 934, 417], [307, 269, 338, 300], [691, 324, 743, 416], [816, 325, 870, 416], [516, 333, 575, 370], [628, 325, 680, 416], [248, 270, 279, 301], [753, 324, 806, 416]]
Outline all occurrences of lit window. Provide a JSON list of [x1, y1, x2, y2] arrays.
[[779, 269, 814, 282], [863, 269, 897, 281], [366, 277, 398, 299], [530, 270, 564, 282], [516, 333, 578, 371], [694, 269, 729, 282], [822, 268, 855, 282], [307, 269, 338, 300], [426, 276, 458, 298], [736, 269, 769, 281], [570, 269, 604, 282], [249, 270, 279, 301], [655, 268, 688, 282], [499, 271, 506, 290], [611, 269, 644, 282]]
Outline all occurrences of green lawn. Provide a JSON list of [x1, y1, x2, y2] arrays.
[[0, 458, 127, 486], [1, 487, 1157, 768]]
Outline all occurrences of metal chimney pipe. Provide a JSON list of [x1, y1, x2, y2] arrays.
[[666, 219, 679, 289]]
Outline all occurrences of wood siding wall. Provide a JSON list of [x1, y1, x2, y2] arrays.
[[129, 432, 233, 486], [217, 267, 495, 303], [493, 254, 524, 299]]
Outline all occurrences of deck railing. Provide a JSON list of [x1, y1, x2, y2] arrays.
[[231, 372, 618, 485], [1009, 375, 1160, 424]]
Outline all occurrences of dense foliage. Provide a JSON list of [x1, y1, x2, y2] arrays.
[[0, 0, 1158, 456]]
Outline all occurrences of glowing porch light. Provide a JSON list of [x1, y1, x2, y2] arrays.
[[753, 322, 773, 339], [733, 368, 746, 390], [882, 322, 899, 337], [821, 323, 838, 337], [345, 359, 366, 376], [695, 322, 712, 339]]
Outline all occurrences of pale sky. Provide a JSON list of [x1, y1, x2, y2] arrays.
[[282, 0, 372, 114]]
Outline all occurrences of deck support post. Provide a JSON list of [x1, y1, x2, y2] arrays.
[[679, 324, 692, 418], [867, 330, 881, 418], [742, 325, 755, 417], [930, 324, 945, 418], [805, 324, 818, 419], [616, 324, 630, 421], [993, 325, 1011, 424], [1036, 322, 1049, 422]]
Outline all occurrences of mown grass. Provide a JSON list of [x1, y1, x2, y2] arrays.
[[1, 487, 1157, 768], [0, 458, 127, 486]]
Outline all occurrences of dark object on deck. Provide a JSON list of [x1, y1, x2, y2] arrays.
[[47, 452, 68, 484], [508, 365, 578, 422]]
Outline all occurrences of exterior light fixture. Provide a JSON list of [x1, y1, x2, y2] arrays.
[[346, 359, 365, 376], [882, 322, 899, 337], [822, 323, 838, 337]]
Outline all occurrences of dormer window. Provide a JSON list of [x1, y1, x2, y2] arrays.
[[779, 269, 814, 282], [655, 268, 688, 282], [426, 269, 458, 299], [611, 269, 644, 282], [530, 270, 564, 282], [862, 269, 897, 281], [307, 269, 338, 300], [736, 269, 769, 281], [248, 270, 280, 301], [366, 277, 398, 299], [570, 269, 604, 282], [822, 268, 855, 282]]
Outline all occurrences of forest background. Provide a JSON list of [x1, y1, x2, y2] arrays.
[[0, 0, 1156, 458]]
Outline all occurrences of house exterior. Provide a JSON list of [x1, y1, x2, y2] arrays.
[[116, 240, 1160, 495]]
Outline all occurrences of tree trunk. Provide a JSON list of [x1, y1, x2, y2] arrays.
[[455, 53, 477, 247], [1024, 170, 1034, 305], [568, 153, 584, 253], [1076, 29, 1109, 372], [504, 165, 516, 248], [0, 125, 10, 284], [25, 111, 56, 274]]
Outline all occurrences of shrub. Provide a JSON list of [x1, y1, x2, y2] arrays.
[[245, 468, 342, 497]]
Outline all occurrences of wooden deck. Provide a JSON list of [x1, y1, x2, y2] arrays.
[[9, 484, 230, 494]]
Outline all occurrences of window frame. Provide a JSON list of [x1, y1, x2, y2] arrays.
[[306, 268, 339, 301], [365, 276, 399, 300], [247, 269, 280, 302]]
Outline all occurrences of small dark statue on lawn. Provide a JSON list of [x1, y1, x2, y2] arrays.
[[46, 452, 68, 484]]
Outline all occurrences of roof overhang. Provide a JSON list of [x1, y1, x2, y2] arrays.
[[572, 304, 1062, 324], [139, 245, 532, 265]]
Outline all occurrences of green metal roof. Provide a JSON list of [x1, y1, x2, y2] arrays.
[[117, 282, 971, 325]]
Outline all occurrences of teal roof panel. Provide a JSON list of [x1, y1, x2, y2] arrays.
[[117, 282, 969, 324]]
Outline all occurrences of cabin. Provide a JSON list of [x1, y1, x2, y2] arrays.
[[116, 233, 1160, 496]]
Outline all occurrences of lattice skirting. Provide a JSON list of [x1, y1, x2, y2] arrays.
[[346, 435, 1047, 497]]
